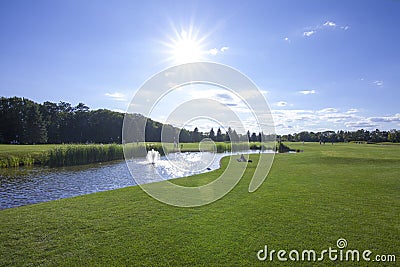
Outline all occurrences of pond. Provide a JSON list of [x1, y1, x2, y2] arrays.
[[0, 151, 272, 210]]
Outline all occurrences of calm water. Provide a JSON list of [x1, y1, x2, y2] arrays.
[[0, 151, 267, 210]]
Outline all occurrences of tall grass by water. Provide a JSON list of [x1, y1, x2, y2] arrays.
[[47, 144, 123, 167], [0, 150, 40, 168], [0, 144, 124, 168], [0, 155, 33, 168]]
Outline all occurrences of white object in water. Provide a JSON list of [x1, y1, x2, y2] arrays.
[[147, 149, 160, 164]]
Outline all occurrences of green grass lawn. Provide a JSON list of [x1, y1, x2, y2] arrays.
[[0, 143, 399, 266]]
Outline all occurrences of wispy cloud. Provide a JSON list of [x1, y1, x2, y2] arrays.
[[344, 114, 399, 129], [369, 113, 400, 123], [346, 108, 359, 114], [207, 46, 229, 56], [323, 21, 336, 27], [373, 80, 384, 87], [299, 90, 316, 95], [303, 30, 316, 37], [272, 107, 399, 134], [207, 48, 218, 55], [276, 101, 288, 107], [105, 92, 126, 101], [216, 93, 234, 101], [318, 108, 339, 114], [111, 108, 126, 113], [303, 20, 349, 38], [345, 121, 378, 128]]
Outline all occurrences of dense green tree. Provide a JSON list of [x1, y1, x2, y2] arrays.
[[20, 99, 47, 144], [216, 128, 223, 142], [179, 128, 191, 143], [231, 129, 239, 142], [209, 128, 215, 141], [388, 129, 400, 142], [0, 97, 47, 144], [0, 97, 23, 143], [191, 127, 201, 142], [250, 132, 258, 142], [225, 127, 232, 142]]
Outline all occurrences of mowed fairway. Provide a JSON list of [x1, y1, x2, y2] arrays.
[[0, 143, 399, 266]]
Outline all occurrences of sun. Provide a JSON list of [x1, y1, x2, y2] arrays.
[[165, 29, 206, 64], [173, 34, 202, 63]]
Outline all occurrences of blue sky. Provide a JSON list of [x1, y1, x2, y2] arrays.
[[1, 0, 399, 134]]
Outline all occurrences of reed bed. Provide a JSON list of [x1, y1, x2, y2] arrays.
[[0, 144, 124, 168], [46, 144, 124, 167], [0, 154, 36, 168]]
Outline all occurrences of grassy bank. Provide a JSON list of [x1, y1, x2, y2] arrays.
[[0, 144, 124, 168], [0, 143, 398, 265]]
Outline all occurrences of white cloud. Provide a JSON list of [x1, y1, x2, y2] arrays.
[[276, 101, 288, 107], [302, 20, 349, 38], [373, 80, 384, 87], [271, 106, 400, 134], [105, 92, 126, 101], [323, 21, 336, 27], [220, 46, 229, 52], [318, 107, 339, 114], [299, 90, 316, 95], [303, 30, 316, 37], [284, 37, 290, 42], [111, 108, 126, 113], [207, 48, 218, 55], [346, 108, 359, 114], [272, 108, 359, 133], [369, 114, 400, 123], [207, 46, 229, 56], [345, 121, 378, 128]]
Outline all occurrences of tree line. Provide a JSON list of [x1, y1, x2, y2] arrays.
[[0, 97, 125, 144], [280, 129, 400, 143], [1, 96, 399, 144], [0, 97, 275, 144]]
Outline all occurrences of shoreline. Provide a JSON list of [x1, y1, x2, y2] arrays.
[[1, 151, 273, 210]]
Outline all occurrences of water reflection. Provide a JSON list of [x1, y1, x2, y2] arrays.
[[0, 151, 271, 209], [0, 160, 134, 210]]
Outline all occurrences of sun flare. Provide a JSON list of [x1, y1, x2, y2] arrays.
[[166, 29, 206, 64]]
